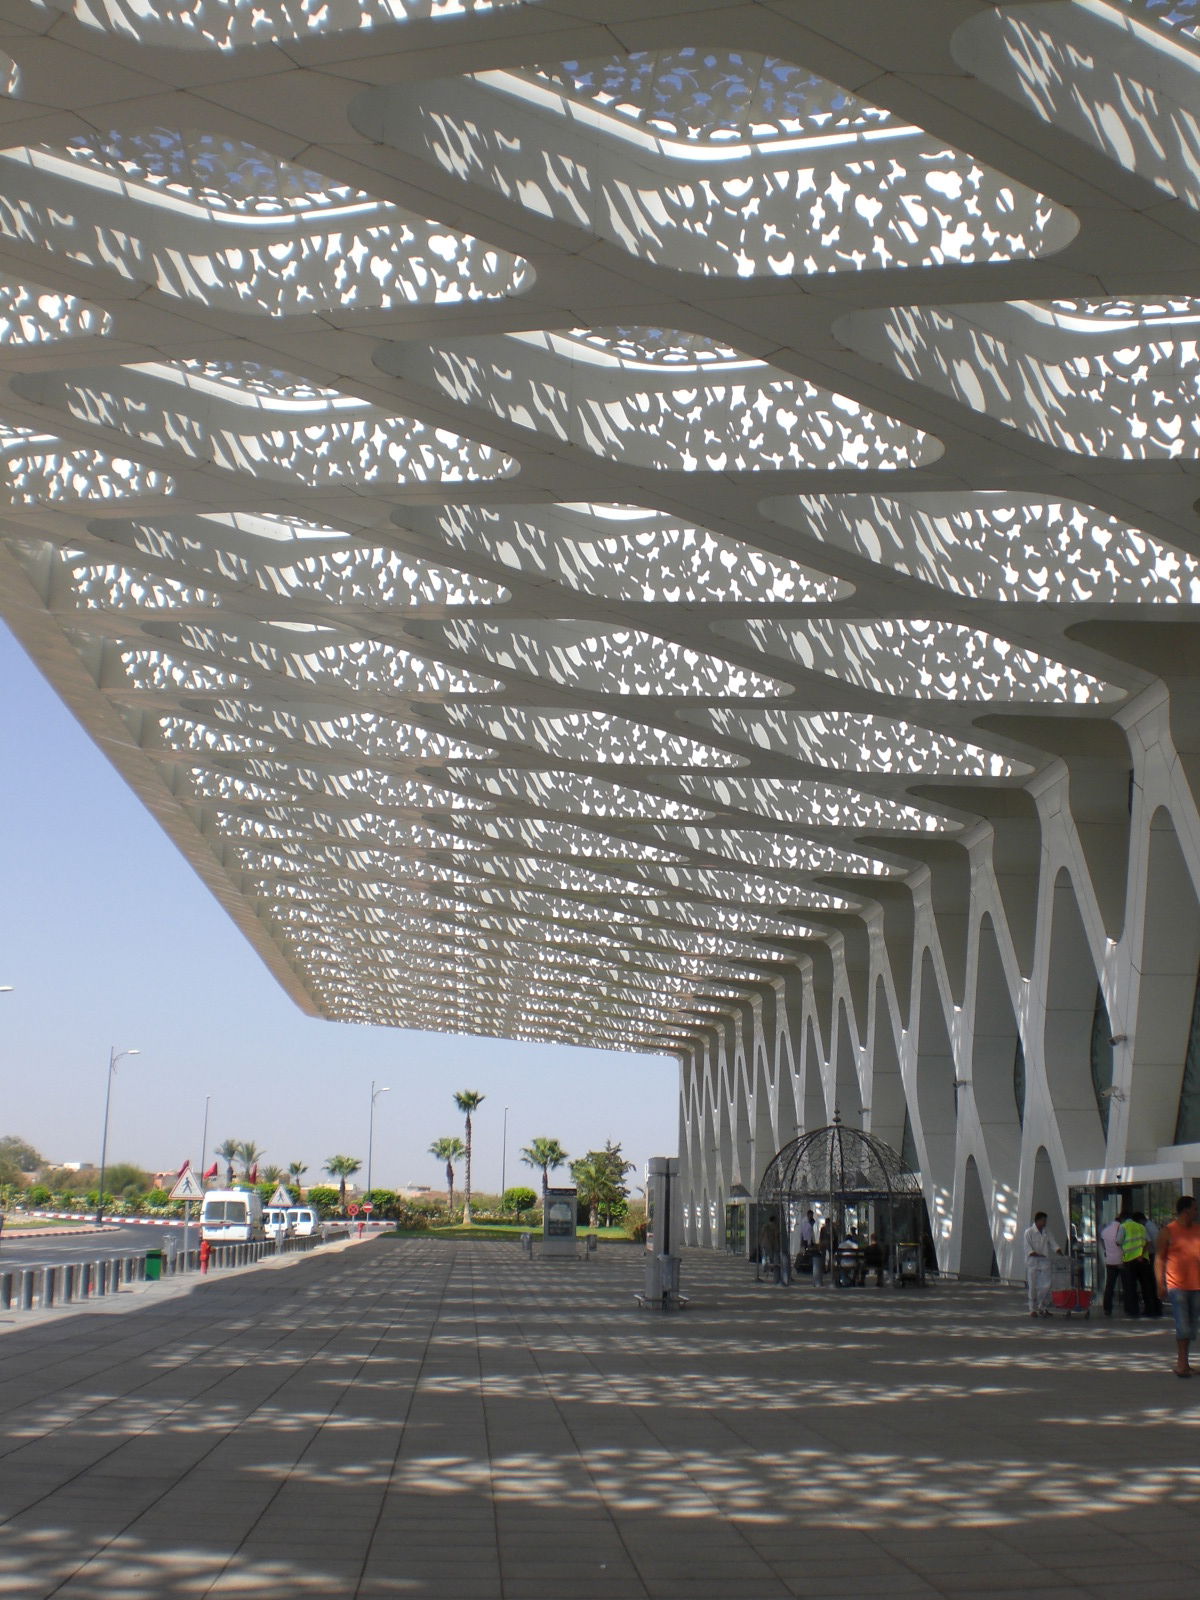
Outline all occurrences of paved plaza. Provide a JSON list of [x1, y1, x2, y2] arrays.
[[0, 1239, 1198, 1600]]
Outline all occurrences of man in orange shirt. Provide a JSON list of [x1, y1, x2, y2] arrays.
[[1155, 1193, 1200, 1378]]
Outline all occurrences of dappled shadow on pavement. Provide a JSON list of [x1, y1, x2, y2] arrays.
[[0, 1242, 1198, 1598]]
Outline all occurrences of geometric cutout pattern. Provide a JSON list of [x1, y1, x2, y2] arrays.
[[2, 0, 1200, 1275]]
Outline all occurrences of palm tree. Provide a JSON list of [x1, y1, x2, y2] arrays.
[[520, 1137, 569, 1202], [570, 1142, 635, 1228], [261, 1164, 284, 1186], [452, 1090, 485, 1224], [288, 1161, 307, 1197], [429, 1137, 466, 1220], [215, 1138, 240, 1186], [238, 1140, 264, 1181], [324, 1154, 361, 1210]]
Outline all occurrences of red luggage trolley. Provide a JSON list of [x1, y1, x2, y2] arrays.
[[1050, 1254, 1093, 1317]]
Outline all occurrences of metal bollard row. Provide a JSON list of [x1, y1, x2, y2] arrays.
[[0, 1253, 149, 1313]]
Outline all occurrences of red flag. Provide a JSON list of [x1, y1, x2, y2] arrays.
[[177, 1160, 191, 1177], [249, 1164, 258, 1184], [203, 1161, 218, 1180]]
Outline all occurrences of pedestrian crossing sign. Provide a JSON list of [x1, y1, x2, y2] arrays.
[[171, 1167, 204, 1200]]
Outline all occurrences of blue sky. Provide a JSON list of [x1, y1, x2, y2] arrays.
[[0, 622, 677, 1195]]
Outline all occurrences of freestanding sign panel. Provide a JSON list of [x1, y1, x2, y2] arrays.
[[543, 1186, 578, 1257], [644, 1156, 683, 1308]]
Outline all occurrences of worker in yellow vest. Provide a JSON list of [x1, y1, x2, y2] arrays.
[[1120, 1213, 1152, 1318]]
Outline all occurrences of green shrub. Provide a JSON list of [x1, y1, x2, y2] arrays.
[[502, 1186, 538, 1220], [363, 1189, 398, 1218], [390, 1203, 437, 1230], [306, 1185, 340, 1218]]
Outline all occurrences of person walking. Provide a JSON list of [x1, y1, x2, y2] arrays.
[[799, 1209, 816, 1252], [1024, 1211, 1057, 1317], [810, 1214, 825, 1287], [1155, 1193, 1200, 1378], [863, 1232, 885, 1288], [758, 1213, 781, 1283], [1100, 1209, 1128, 1316]]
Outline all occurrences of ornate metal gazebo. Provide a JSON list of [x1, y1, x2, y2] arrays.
[[757, 1114, 925, 1285]]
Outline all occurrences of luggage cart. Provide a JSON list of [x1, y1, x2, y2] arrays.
[[1050, 1253, 1093, 1318]]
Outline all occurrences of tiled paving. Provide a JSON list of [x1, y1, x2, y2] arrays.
[[0, 1240, 1198, 1599]]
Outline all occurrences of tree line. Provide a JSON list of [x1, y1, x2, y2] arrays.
[[1, 1104, 641, 1231], [427, 1093, 637, 1228]]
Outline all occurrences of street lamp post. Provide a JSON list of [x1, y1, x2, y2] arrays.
[[199, 1094, 211, 1185], [96, 1045, 140, 1225], [367, 1080, 390, 1199], [501, 1106, 509, 1198]]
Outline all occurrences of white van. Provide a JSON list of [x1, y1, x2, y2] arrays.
[[264, 1206, 292, 1241], [264, 1204, 320, 1241], [201, 1188, 265, 1243], [287, 1206, 320, 1238]]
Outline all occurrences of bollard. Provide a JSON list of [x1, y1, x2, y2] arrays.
[[83, 1262, 94, 1297], [42, 1267, 56, 1308], [96, 1261, 108, 1296], [20, 1269, 35, 1310], [62, 1264, 76, 1303], [0, 1271, 11, 1310]]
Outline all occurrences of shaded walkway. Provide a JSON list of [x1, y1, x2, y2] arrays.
[[1, 1241, 1198, 1598]]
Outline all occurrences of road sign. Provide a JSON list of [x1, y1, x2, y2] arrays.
[[170, 1168, 204, 1201], [268, 1185, 293, 1208], [362, 1202, 374, 1214], [347, 1203, 360, 1216]]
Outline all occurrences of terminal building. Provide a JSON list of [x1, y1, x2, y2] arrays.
[[3, 0, 1200, 1282]]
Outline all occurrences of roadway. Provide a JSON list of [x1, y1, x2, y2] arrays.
[[0, 1223, 193, 1269]]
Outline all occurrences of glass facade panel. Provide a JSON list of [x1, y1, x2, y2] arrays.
[[1174, 965, 1200, 1143], [1091, 987, 1114, 1137]]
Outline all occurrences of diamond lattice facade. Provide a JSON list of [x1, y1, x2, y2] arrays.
[[5, 1, 1200, 1274]]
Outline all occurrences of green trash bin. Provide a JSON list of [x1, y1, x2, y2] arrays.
[[145, 1248, 164, 1281]]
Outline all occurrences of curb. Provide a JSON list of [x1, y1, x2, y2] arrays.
[[1, 1224, 114, 1241]]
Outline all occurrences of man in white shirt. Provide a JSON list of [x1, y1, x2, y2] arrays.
[[1024, 1211, 1057, 1317]]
